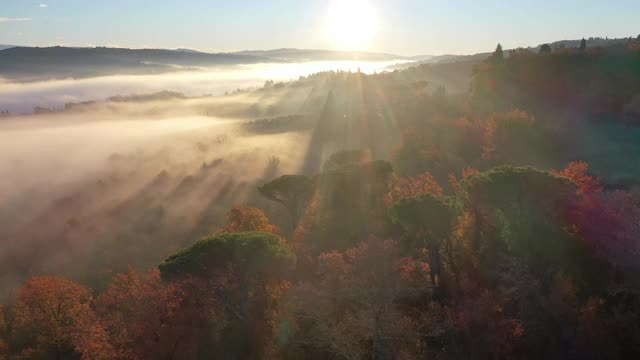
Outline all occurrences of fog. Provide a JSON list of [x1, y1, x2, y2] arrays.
[[0, 57, 416, 297], [0, 66, 331, 295], [0, 60, 403, 113]]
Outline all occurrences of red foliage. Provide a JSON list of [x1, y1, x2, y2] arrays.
[[285, 238, 434, 357], [11, 276, 113, 359], [385, 172, 443, 205], [554, 161, 603, 194], [569, 191, 640, 267], [555, 162, 640, 266], [96, 268, 185, 359]]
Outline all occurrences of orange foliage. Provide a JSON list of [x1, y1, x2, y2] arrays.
[[462, 167, 481, 178], [385, 172, 443, 205], [218, 205, 280, 234], [553, 161, 602, 194], [398, 254, 431, 284], [12, 276, 113, 359], [483, 110, 534, 161], [285, 238, 431, 357], [96, 268, 184, 359]]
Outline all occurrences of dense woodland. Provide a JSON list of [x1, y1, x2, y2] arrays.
[[2, 37, 640, 359]]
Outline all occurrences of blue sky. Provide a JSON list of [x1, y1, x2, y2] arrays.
[[1, 0, 639, 55]]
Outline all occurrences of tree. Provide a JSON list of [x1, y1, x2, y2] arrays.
[[483, 110, 548, 166], [283, 238, 439, 359], [385, 172, 443, 205], [258, 175, 315, 231], [160, 231, 295, 285], [217, 206, 279, 234], [322, 149, 372, 171], [458, 166, 586, 275], [389, 193, 459, 297], [539, 43, 552, 54], [160, 232, 296, 358], [490, 43, 504, 62], [95, 269, 185, 359], [297, 160, 394, 254], [553, 161, 602, 194], [11, 276, 113, 359], [580, 38, 587, 50]]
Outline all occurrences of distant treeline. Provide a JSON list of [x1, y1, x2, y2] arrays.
[[472, 38, 640, 121], [243, 115, 311, 134]]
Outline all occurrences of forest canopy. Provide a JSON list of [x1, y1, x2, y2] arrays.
[[2, 35, 640, 359]]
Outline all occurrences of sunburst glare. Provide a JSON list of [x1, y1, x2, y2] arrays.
[[325, 0, 378, 51]]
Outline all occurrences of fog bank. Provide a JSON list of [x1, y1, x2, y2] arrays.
[[0, 60, 403, 113]]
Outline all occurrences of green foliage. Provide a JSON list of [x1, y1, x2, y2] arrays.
[[159, 232, 295, 280], [459, 165, 575, 213], [258, 175, 315, 230], [300, 160, 393, 253], [458, 166, 590, 276], [389, 193, 459, 296], [473, 45, 640, 116], [389, 193, 458, 241]]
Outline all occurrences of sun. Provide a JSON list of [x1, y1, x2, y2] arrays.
[[325, 0, 378, 51]]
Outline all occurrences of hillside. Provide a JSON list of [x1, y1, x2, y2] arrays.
[[0, 46, 276, 81], [0, 46, 409, 82], [391, 37, 640, 71]]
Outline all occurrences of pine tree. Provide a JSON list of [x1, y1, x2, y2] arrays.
[[491, 43, 504, 62], [539, 44, 552, 54]]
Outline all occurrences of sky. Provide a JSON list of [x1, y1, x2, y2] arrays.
[[1, 0, 639, 56]]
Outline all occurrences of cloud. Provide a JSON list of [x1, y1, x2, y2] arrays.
[[0, 17, 32, 22], [39, 3, 48, 7]]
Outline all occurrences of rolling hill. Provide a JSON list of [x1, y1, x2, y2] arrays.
[[0, 46, 277, 81]]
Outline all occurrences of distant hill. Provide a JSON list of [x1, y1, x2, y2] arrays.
[[0, 46, 410, 81], [391, 37, 639, 71], [408, 54, 434, 61], [385, 37, 639, 93], [0, 46, 276, 81], [0, 45, 16, 51], [233, 48, 406, 61], [174, 48, 204, 54], [548, 36, 636, 49]]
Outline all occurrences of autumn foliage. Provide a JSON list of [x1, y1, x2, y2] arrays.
[[385, 172, 443, 205], [554, 161, 603, 194], [11, 276, 113, 359], [95, 269, 184, 359], [217, 205, 280, 234], [4, 45, 640, 359]]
